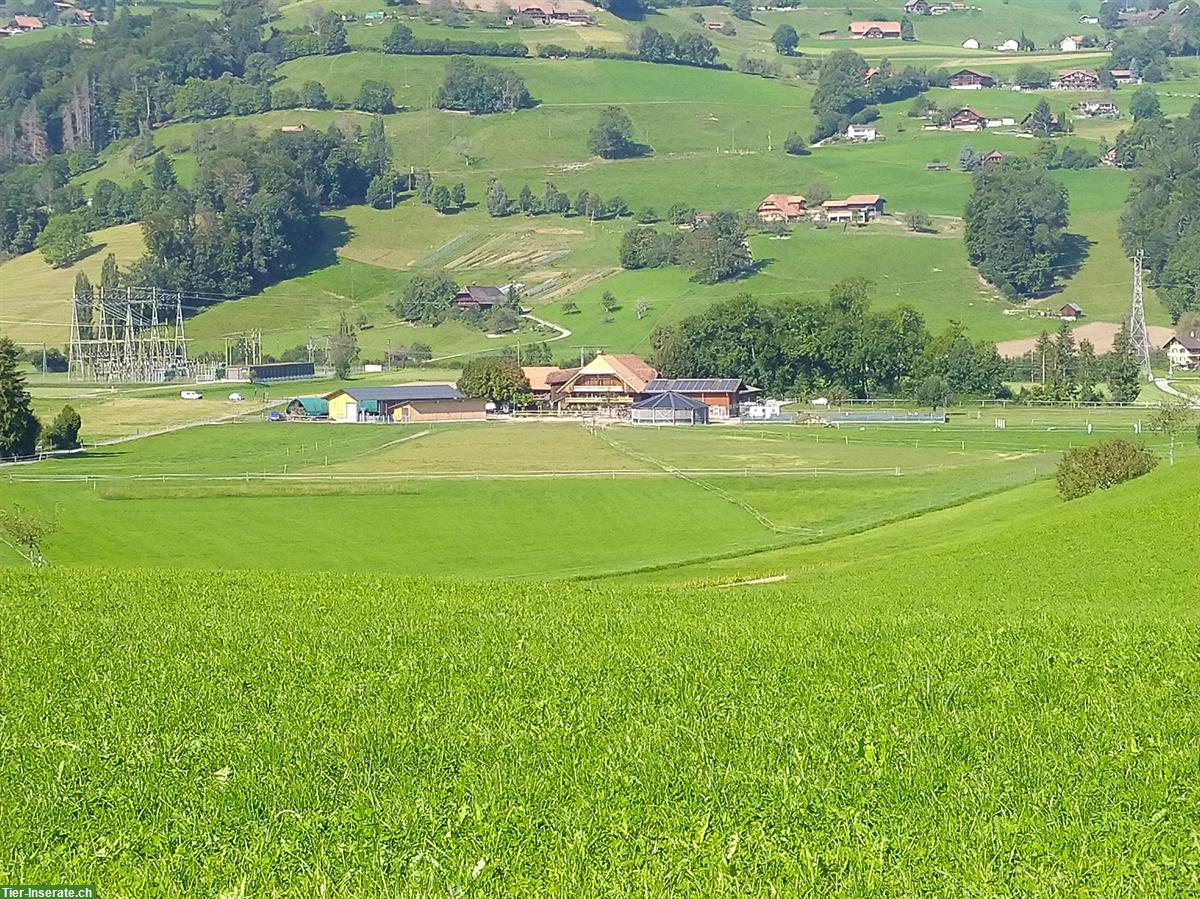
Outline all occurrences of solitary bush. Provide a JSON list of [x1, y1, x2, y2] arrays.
[[1056, 439, 1157, 500]]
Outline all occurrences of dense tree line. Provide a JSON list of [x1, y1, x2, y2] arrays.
[[627, 27, 720, 68], [964, 158, 1070, 299], [810, 51, 935, 143], [382, 24, 527, 58], [1120, 101, 1200, 322], [649, 281, 1005, 399], [128, 123, 377, 297], [480, 179, 631, 222]]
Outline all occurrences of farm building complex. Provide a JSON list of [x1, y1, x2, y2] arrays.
[[324, 385, 487, 422]]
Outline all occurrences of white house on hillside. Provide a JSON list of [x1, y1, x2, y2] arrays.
[[961, 37, 979, 49], [995, 38, 1019, 52], [846, 123, 877, 142]]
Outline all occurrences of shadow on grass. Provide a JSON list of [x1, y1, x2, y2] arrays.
[[1055, 232, 1093, 287]]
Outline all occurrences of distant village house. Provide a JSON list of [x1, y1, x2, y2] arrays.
[[949, 107, 987, 131], [756, 194, 807, 223], [1055, 68, 1102, 90], [947, 69, 995, 90], [1164, 333, 1200, 372], [452, 285, 507, 311], [848, 21, 902, 39], [821, 195, 886, 223]]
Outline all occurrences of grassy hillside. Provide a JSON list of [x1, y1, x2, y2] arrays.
[[16, 4, 1178, 358], [2, 457, 1197, 895], [0, 223, 145, 347]]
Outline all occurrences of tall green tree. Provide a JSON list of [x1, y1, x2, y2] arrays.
[[964, 160, 1069, 298], [390, 273, 457, 324], [1130, 87, 1162, 122], [151, 153, 177, 192], [362, 115, 391, 176], [457, 356, 530, 404], [73, 272, 93, 340], [772, 25, 798, 54], [36, 214, 93, 269], [1108, 321, 1143, 403], [43, 404, 82, 450], [1052, 320, 1078, 399], [1027, 99, 1057, 137], [100, 253, 120, 294], [587, 106, 639, 159], [0, 337, 41, 459]]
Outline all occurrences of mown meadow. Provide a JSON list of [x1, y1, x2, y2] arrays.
[[1, 457, 1197, 895], [1, 406, 1190, 577]]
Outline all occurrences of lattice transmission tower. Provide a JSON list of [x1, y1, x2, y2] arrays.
[[1129, 249, 1153, 382]]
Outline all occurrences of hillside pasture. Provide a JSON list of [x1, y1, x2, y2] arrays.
[[0, 224, 146, 348]]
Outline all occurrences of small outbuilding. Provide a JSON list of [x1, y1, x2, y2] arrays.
[[1060, 302, 1083, 321], [631, 391, 710, 426]]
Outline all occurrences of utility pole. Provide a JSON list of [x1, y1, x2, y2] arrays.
[[1130, 248, 1152, 382]]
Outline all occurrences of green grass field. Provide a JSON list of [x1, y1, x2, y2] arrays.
[[2, 451, 1198, 894], [2, 405, 1191, 577]]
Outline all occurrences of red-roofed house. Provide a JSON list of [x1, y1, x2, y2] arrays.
[[11, 15, 45, 30], [848, 21, 901, 39], [756, 194, 806, 223]]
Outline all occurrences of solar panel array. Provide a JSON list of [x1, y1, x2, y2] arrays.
[[644, 378, 744, 393]]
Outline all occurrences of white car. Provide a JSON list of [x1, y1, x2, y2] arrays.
[[180, 390, 203, 400], [228, 392, 245, 402]]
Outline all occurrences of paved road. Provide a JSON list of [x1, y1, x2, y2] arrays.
[[1153, 378, 1200, 405]]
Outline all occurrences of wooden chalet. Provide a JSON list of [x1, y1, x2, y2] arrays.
[[756, 194, 807, 223], [949, 107, 987, 130], [980, 149, 1006, 165], [547, 352, 657, 410], [1110, 69, 1139, 85], [1059, 302, 1083, 321], [10, 14, 44, 29], [452, 285, 506, 311], [1055, 68, 1102, 90], [848, 20, 901, 39], [904, 0, 930, 14], [947, 69, 995, 90]]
